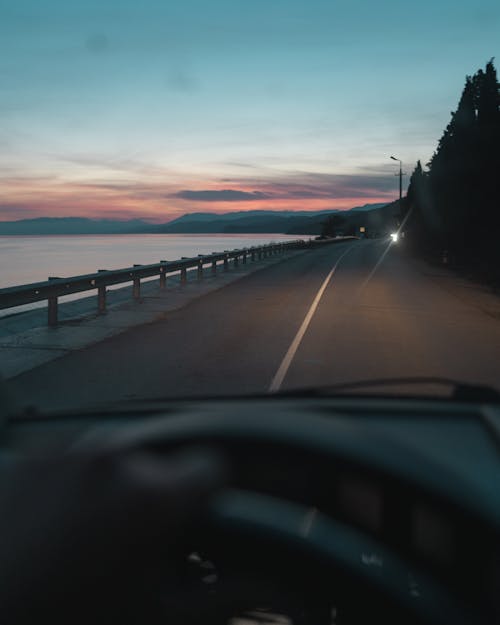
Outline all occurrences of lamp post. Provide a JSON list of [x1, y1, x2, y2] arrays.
[[390, 156, 403, 205], [390, 156, 406, 229]]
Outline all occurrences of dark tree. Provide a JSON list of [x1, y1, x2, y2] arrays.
[[320, 214, 345, 238], [406, 59, 500, 281], [474, 59, 500, 247], [427, 76, 478, 258], [404, 161, 435, 253], [476, 59, 500, 126], [405, 160, 423, 206]]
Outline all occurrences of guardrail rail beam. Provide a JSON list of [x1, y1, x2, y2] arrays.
[[0, 239, 310, 326]]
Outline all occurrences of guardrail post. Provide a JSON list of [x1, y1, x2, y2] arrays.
[[197, 257, 203, 280], [159, 261, 167, 288], [133, 278, 140, 299], [2, 241, 313, 321], [97, 270, 107, 313], [133, 265, 141, 300], [47, 277, 58, 326], [48, 297, 58, 326]]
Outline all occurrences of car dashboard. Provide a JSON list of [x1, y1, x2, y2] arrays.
[[3, 396, 500, 625]]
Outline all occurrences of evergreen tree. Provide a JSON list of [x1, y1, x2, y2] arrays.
[[404, 59, 499, 280], [405, 160, 423, 211], [320, 214, 345, 238], [427, 76, 477, 258], [475, 58, 500, 254], [405, 161, 436, 253], [476, 59, 500, 127]]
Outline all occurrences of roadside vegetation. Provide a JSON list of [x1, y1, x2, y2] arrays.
[[402, 59, 500, 285]]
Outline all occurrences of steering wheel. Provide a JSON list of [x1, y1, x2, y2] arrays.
[[83, 410, 497, 625]]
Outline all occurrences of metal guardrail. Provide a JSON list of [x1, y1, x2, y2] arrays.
[[0, 240, 306, 326]]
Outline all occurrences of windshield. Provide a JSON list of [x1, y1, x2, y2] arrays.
[[1, 0, 500, 413]]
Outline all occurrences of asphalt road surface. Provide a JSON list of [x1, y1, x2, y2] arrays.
[[8, 239, 500, 412]]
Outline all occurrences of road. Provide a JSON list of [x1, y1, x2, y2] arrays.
[[7, 239, 500, 412]]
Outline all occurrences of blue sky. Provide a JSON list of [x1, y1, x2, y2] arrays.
[[1, 0, 499, 220]]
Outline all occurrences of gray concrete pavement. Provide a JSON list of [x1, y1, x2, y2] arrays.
[[5, 239, 500, 413]]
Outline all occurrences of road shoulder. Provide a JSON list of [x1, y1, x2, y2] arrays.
[[0, 251, 306, 379]]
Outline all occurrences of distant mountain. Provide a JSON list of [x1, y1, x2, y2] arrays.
[[158, 205, 384, 234], [157, 210, 339, 234], [0, 217, 154, 235], [286, 203, 397, 235], [0, 203, 390, 235], [166, 209, 338, 227], [348, 203, 387, 212]]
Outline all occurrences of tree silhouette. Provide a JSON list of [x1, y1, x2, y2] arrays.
[[320, 214, 345, 238], [475, 59, 500, 251], [427, 76, 477, 256], [406, 59, 500, 281]]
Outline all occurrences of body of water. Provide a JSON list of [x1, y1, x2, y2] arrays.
[[0, 233, 305, 290]]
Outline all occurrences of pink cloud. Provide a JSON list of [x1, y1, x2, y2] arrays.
[[0, 170, 396, 222]]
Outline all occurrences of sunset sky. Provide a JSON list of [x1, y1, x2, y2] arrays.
[[1, 0, 499, 222]]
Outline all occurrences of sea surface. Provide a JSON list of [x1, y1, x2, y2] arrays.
[[0, 233, 305, 290]]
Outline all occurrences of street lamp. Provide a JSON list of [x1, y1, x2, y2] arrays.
[[390, 156, 403, 205]]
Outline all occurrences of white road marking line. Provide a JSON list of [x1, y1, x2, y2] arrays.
[[269, 244, 356, 392]]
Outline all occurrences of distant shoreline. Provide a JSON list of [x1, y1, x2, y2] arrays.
[[0, 232, 298, 236], [0, 204, 389, 236]]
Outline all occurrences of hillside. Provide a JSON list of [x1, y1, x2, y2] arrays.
[[0, 203, 391, 235], [286, 202, 400, 235], [157, 204, 388, 234], [0, 218, 154, 235]]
